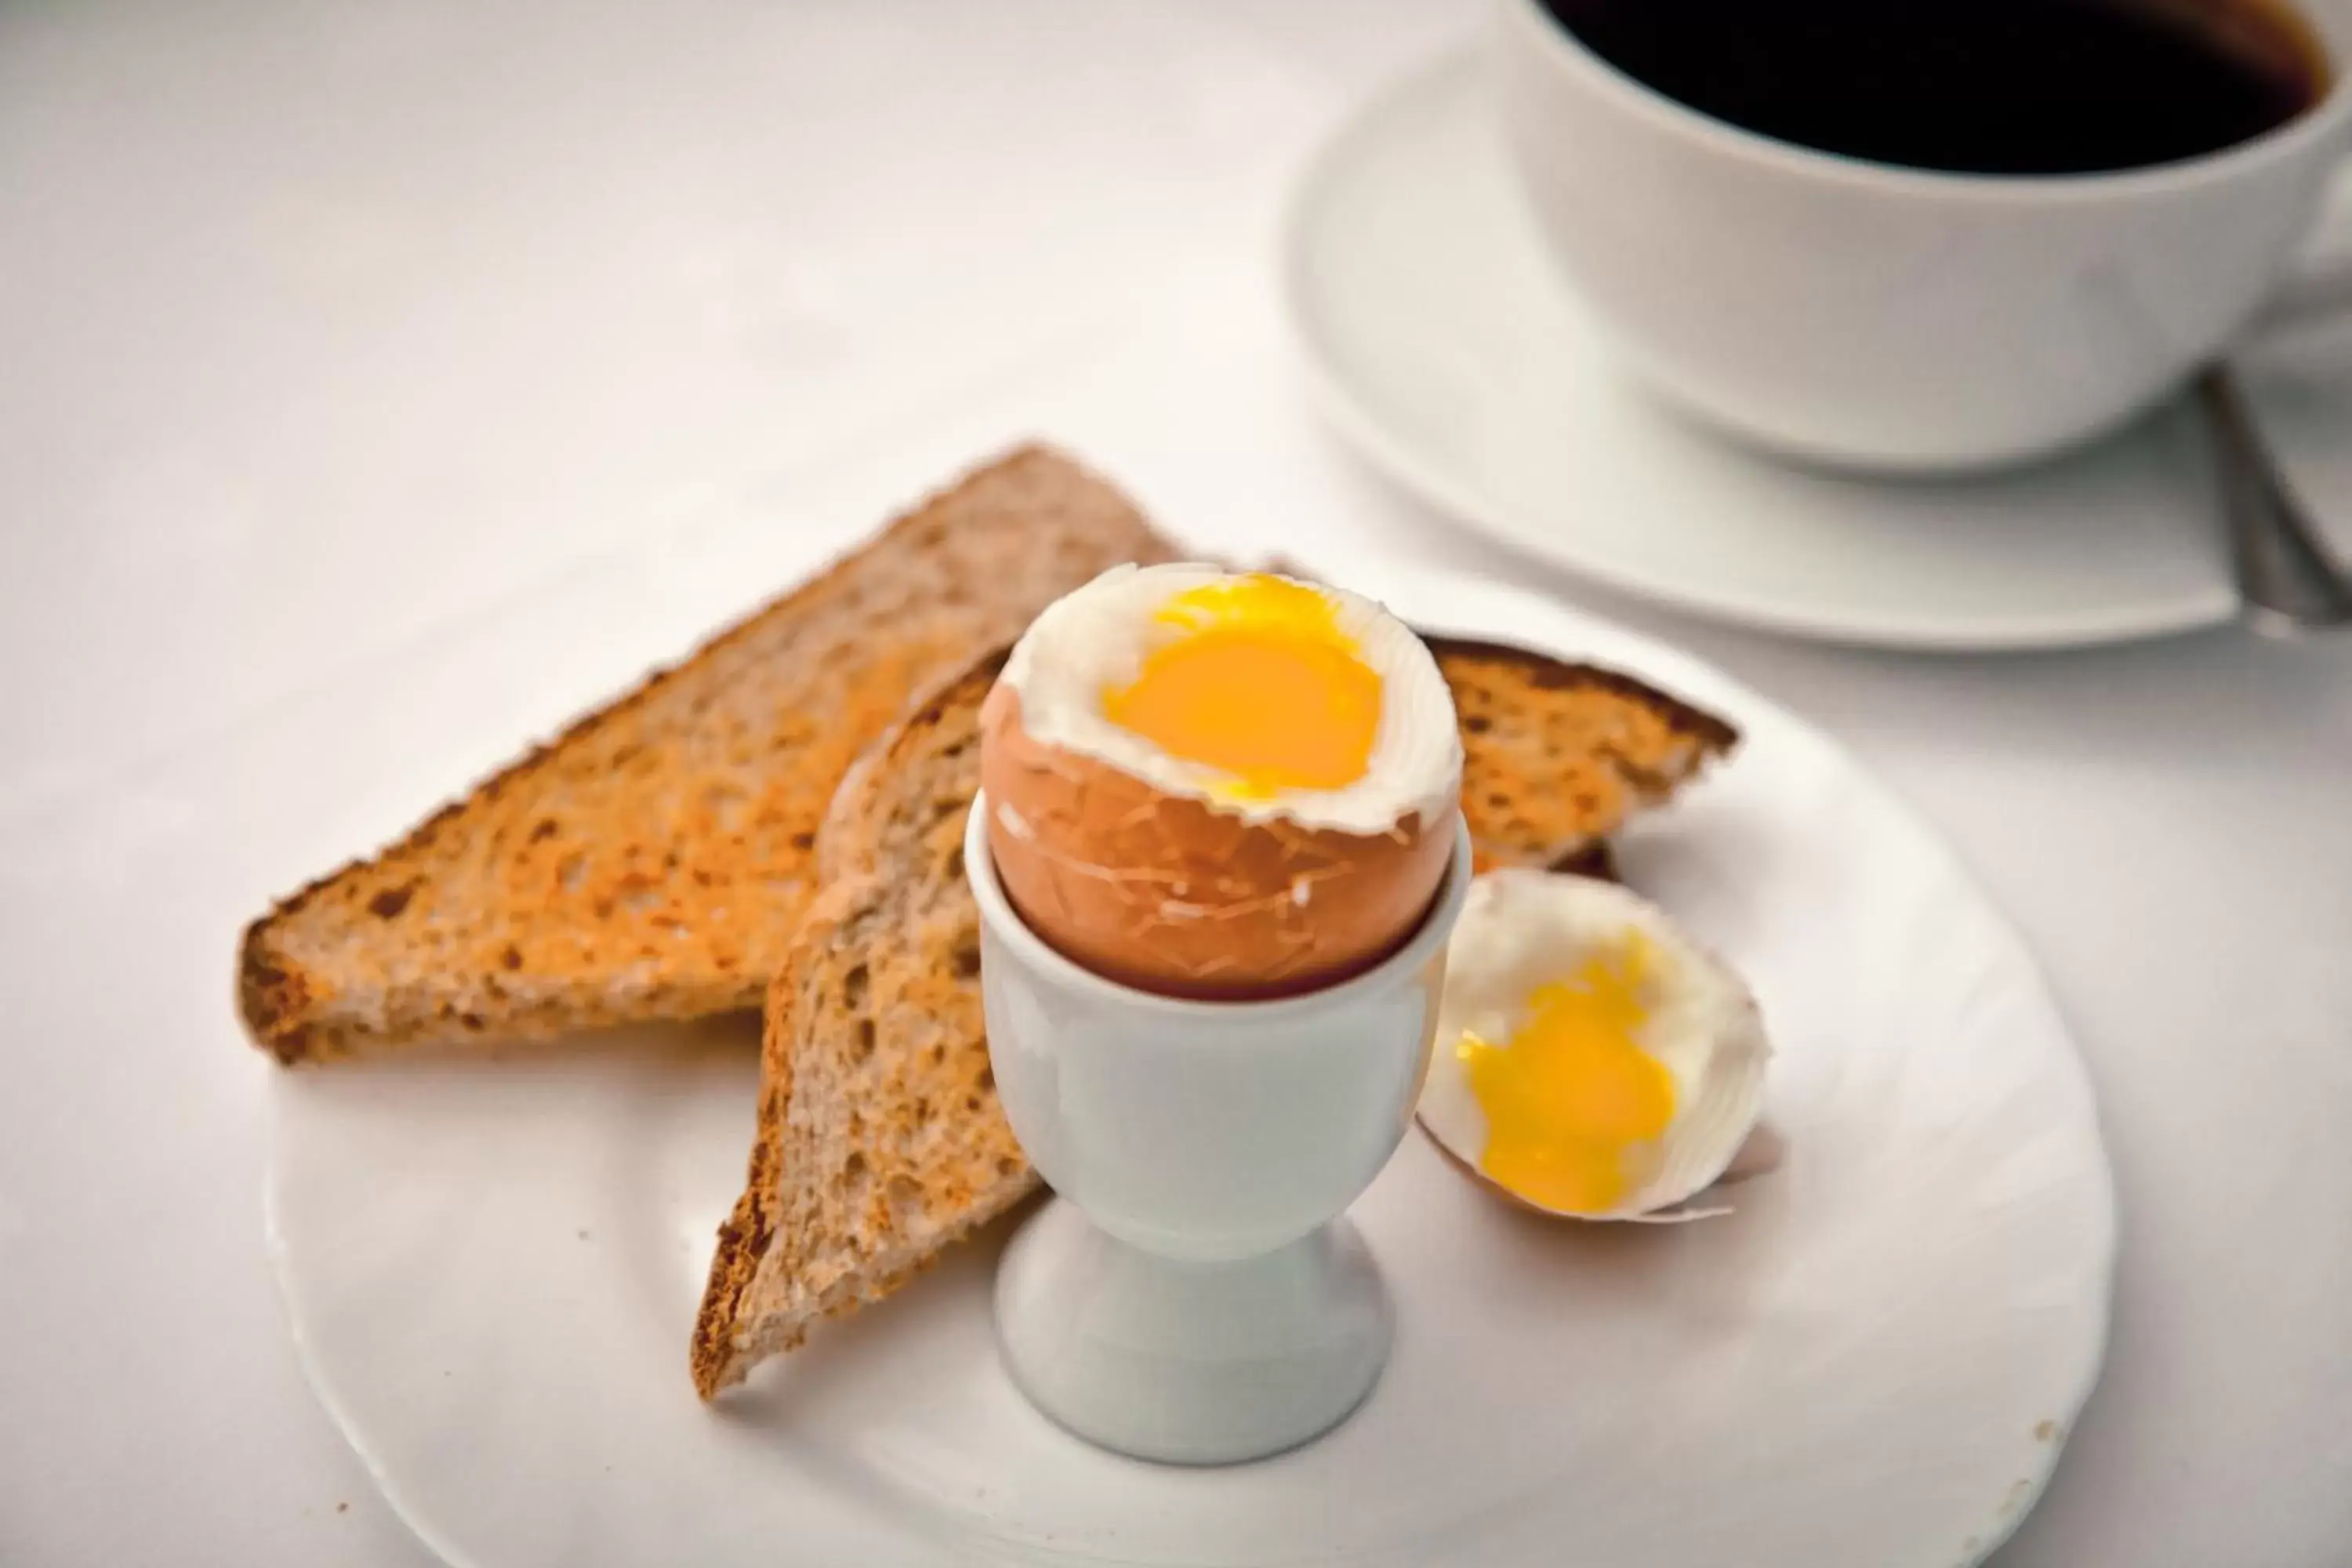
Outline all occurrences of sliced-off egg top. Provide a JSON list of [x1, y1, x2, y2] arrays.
[[1102, 575, 1383, 800], [1417, 869, 1770, 1220]]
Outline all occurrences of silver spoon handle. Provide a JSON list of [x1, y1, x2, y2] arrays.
[[2194, 367, 2352, 633]]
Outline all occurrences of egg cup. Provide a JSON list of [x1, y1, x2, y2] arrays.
[[966, 795, 1473, 1465]]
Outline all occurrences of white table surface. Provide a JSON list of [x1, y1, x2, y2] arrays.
[[2, 2, 2348, 1565]]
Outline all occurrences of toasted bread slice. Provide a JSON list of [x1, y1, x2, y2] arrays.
[[238, 446, 1178, 1065], [692, 634, 1739, 1396], [1432, 637, 1737, 874], [692, 651, 1030, 1397]]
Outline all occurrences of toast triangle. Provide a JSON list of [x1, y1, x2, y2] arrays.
[[238, 446, 1176, 1064]]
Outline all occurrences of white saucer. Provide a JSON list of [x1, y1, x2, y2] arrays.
[[1282, 53, 2244, 650], [270, 563, 2114, 1568]]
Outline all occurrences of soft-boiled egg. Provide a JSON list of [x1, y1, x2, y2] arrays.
[[1417, 869, 1770, 1221], [979, 564, 1462, 999]]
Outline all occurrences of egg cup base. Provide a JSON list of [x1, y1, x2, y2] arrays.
[[994, 1197, 1392, 1466]]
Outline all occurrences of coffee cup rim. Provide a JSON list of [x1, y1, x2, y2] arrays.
[[1501, 0, 2350, 201], [965, 793, 1474, 1023]]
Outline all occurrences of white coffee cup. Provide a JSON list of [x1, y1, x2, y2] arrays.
[[1494, 0, 2352, 471]]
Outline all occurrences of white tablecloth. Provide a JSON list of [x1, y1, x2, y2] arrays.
[[3, 2, 2348, 1563]]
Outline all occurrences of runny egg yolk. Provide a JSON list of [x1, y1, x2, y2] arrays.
[[1101, 575, 1381, 800], [1458, 933, 1677, 1214]]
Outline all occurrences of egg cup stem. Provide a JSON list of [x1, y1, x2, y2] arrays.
[[967, 797, 1473, 1466], [995, 1200, 1391, 1465]]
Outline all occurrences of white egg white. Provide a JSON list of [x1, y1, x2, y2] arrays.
[[1417, 869, 1772, 1221], [998, 562, 1461, 833]]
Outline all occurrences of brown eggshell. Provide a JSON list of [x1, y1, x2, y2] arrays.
[[979, 682, 1454, 1000]]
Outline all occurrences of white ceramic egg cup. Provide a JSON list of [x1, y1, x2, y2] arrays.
[[965, 797, 1474, 1466]]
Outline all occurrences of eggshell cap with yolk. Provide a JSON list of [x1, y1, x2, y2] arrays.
[[1416, 870, 1771, 1221]]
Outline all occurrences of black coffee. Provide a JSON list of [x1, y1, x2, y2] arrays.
[[1538, 0, 2329, 175]]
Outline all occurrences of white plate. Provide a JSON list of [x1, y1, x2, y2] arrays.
[[269, 564, 2116, 1568], [1282, 53, 2244, 650]]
